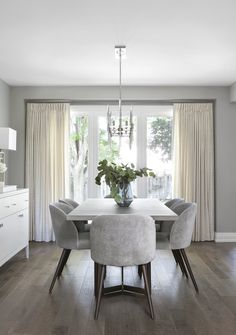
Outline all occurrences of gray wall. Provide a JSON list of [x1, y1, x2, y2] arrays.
[[230, 82, 236, 102], [0, 78, 10, 126], [9, 85, 236, 233], [0, 79, 10, 183]]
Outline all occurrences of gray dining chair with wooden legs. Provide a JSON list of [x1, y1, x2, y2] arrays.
[[157, 202, 198, 292], [90, 214, 156, 320], [59, 198, 90, 232], [49, 202, 90, 293]]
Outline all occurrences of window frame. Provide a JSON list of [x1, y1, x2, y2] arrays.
[[70, 105, 173, 198]]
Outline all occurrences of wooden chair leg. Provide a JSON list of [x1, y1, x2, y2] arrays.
[[180, 249, 199, 292], [142, 264, 154, 319], [174, 249, 189, 278], [49, 249, 68, 294], [172, 249, 179, 265], [138, 265, 142, 278], [146, 262, 152, 293], [94, 262, 98, 297], [94, 265, 105, 320], [57, 249, 71, 278], [104, 265, 107, 279]]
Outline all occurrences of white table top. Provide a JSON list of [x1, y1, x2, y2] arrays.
[[66, 198, 178, 221]]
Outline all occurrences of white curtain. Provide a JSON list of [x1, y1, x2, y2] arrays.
[[26, 103, 70, 242], [173, 103, 214, 241]]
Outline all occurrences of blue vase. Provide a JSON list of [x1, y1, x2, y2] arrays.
[[116, 182, 133, 207]]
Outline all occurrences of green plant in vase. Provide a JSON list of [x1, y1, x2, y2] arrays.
[[95, 159, 156, 207]]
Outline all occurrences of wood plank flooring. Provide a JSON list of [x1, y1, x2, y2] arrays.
[[0, 242, 236, 335]]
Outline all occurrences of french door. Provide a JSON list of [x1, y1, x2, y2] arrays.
[[68, 105, 173, 202]]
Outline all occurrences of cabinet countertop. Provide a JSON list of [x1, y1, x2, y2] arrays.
[[0, 188, 29, 199]]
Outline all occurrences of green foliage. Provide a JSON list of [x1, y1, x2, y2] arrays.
[[95, 160, 155, 201], [98, 129, 119, 162], [148, 117, 172, 160], [71, 116, 88, 143]]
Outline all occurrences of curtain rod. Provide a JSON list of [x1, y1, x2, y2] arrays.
[[25, 99, 216, 105]]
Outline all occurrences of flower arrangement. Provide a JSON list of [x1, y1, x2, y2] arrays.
[[95, 159, 155, 202]]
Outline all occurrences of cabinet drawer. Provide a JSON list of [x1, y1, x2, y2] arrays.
[[0, 209, 29, 264], [0, 192, 28, 219]]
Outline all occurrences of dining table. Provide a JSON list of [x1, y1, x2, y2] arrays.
[[66, 197, 178, 297], [66, 198, 178, 222]]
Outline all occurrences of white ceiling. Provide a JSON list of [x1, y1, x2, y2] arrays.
[[0, 0, 236, 86]]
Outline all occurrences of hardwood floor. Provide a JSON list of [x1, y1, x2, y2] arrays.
[[0, 242, 236, 335]]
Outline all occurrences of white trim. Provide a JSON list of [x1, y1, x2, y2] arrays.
[[136, 111, 147, 197], [215, 232, 236, 242]]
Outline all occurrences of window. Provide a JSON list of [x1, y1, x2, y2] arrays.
[[98, 116, 137, 197], [147, 116, 172, 200], [69, 112, 88, 202], [68, 105, 173, 201]]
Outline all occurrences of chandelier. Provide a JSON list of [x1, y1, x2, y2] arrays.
[[107, 46, 134, 146]]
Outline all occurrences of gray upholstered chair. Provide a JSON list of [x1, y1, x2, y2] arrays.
[[59, 198, 90, 232], [59, 198, 79, 208], [90, 214, 156, 319], [159, 198, 185, 234], [49, 202, 90, 293], [165, 198, 184, 209], [157, 202, 198, 292], [54, 201, 73, 214]]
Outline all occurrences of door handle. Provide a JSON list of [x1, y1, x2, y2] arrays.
[[18, 214, 24, 217], [0, 223, 3, 228]]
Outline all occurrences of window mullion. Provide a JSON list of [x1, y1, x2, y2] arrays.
[[88, 112, 99, 197], [136, 112, 147, 197]]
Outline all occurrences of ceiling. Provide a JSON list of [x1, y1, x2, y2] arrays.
[[0, 0, 236, 86]]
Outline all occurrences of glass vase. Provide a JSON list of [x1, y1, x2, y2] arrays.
[[115, 182, 133, 207]]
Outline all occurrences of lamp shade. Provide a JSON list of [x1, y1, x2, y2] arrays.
[[0, 127, 17, 150]]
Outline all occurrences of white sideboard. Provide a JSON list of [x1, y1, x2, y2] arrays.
[[0, 189, 29, 267]]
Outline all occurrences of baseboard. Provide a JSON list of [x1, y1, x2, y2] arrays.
[[215, 233, 236, 242]]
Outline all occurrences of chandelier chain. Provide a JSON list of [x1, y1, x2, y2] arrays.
[[107, 45, 134, 147]]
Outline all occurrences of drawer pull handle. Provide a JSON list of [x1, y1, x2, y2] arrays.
[[12, 203, 17, 206], [18, 214, 24, 217], [5, 205, 10, 208], [0, 223, 3, 228], [25, 199, 28, 202]]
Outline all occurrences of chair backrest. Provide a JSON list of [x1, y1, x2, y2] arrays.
[[58, 199, 89, 233], [54, 201, 74, 214], [49, 202, 80, 249], [59, 198, 79, 209], [165, 198, 184, 209], [160, 198, 185, 233], [170, 202, 197, 250], [50, 202, 90, 250], [90, 214, 156, 267]]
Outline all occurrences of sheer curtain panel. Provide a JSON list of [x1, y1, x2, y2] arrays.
[[26, 103, 70, 241], [173, 103, 214, 241]]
